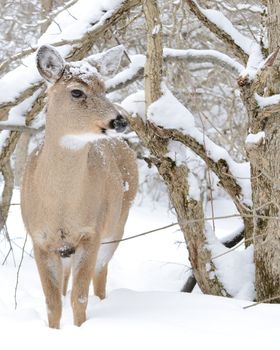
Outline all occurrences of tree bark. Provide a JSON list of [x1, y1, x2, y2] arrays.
[[0, 160, 14, 232], [242, 0, 280, 302], [143, 0, 163, 114]]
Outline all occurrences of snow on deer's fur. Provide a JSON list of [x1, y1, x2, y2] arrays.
[[21, 45, 138, 328]]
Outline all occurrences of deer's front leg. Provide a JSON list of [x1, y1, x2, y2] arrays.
[[71, 238, 98, 326], [33, 245, 63, 329]]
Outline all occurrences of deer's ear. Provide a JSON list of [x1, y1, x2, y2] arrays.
[[36, 45, 65, 83], [86, 45, 124, 78]]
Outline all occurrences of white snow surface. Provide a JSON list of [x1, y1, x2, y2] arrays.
[[205, 223, 255, 299], [0, 190, 278, 349]]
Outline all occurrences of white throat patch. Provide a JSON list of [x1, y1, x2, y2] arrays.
[[60, 133, 107, 151]]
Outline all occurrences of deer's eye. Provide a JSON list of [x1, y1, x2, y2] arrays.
[[71, 89, 84, 98]]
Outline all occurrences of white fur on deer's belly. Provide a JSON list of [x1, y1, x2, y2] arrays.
[[95, 238, 116, 273], [60, 133, 108, 151]]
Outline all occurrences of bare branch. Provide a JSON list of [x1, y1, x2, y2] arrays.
[[0, 124, 43, 133], [14, 232, 28, 310]]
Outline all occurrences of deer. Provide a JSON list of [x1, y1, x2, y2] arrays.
[[20, 44, 138, 329]]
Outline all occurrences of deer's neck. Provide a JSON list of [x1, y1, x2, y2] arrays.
[[40, 129, 91, 175]]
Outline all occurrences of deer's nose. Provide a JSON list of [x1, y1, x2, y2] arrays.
[[109, 114, 127, 133]]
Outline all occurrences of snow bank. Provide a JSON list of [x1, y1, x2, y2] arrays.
[[0, 192, 269, 350], [203, 198, 254, 299], [1, 289, 280, 350], [206, 223, 255, 299]]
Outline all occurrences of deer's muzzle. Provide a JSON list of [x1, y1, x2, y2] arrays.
[[110, 115, 127, 133]]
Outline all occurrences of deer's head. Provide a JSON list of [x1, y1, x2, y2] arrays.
[[37, 45, 127, 139]]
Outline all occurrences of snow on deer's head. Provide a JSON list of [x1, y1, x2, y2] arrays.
[[36, 44, 127, 140]]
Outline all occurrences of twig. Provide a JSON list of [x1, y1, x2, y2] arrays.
[[14, 232, 28, 310], [101, 212, 280, 245], [243, 294, 280, 309], [2, 248, 12, 266], [9, 239, 33, 259], [102, 222, 178, 244], [2, 223, 16, 266]]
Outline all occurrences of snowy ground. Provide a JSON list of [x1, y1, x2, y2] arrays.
[[0, 190, 280, 350]]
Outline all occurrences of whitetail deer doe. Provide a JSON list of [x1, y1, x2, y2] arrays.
[[21, 45, 138, 328]]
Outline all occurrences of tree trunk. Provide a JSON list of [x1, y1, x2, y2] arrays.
[[40, 0, 53, 33], [246, 0, 280, 302], [129, 0, 230, 297]]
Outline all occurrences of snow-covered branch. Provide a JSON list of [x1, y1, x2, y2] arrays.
[[107, 47, 245, 93], [106, 54, 146, 92], [255, 92, 280, 108], [185, 0, 253, 64], [123, 86, 252, 221], [146, 86, 251, 204], [163, 48, 244, 75], [0, 0, 141, 108]]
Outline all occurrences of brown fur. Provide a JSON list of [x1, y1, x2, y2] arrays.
[[21, 47, 138, 328]]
